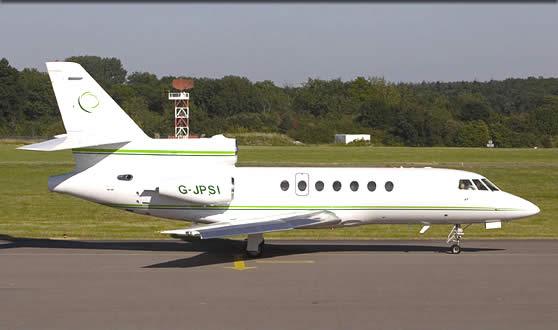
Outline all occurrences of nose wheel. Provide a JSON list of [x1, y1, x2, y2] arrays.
[[450, 244, 461, 254], [447, 224, 468, 254]]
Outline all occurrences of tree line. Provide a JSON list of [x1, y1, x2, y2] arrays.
[[1, 56, 557, 147]]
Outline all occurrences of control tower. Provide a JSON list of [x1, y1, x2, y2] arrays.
[[168, 79, 194, 138]]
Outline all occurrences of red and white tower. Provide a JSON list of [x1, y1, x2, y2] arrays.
[[168, 79, 194, 138]]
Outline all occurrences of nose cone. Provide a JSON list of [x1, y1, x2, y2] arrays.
[[523, 200, 540, 217], [513, 195, 540, 218], [499, 193, 540, 220]]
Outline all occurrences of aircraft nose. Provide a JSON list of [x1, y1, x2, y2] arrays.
[[518, 197, 540, 217], [504, 193, 540, 219], [524, 200, 540, 216]]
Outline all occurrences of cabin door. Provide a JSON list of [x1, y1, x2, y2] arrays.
[[295, 173, 309, 196]]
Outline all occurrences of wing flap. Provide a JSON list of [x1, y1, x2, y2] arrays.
[[162, 210, 340, 239]]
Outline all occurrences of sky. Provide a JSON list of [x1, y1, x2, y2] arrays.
[[0, 3, 557, 85]]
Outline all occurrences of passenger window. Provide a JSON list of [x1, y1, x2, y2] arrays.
[[280, 180, 289, 191], [472, 179, 488, 191], [298, 180, 307, 191], [482, 178, 500, 191], [350, 181, 359, 192], [458, 179, 475, 190], [315, 181, 324, 191], [367, 181, 376, 192], [117, 174, 133, 181], [385, 181, 394, 192], [332, 181, 342, 191]]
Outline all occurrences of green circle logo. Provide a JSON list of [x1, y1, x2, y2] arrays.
[[78, 92, 100, 113]]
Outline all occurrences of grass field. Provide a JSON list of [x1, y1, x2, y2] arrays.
[[1, 143, 557, 240]]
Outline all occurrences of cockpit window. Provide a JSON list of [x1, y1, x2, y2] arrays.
[[482, 178, 500, 191], [458, 179, 475, 190], [472, 179, 488, 191]]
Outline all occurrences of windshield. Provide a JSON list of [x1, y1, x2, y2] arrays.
[[472, 179, 489, 191], [458, 179, 475, 190], [458, 178, 500, 192], [481, 178, 500, 191]]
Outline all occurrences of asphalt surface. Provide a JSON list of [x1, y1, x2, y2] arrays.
[[1, 237, 557, 330]]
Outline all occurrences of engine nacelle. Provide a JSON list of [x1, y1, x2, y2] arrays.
[[158, 177, 233, 205]]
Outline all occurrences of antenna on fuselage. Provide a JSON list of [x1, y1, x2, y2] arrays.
[[168, 78, 194, 139]]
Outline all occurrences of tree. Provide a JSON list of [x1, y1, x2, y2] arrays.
[[278, 112, 296, 133], [254, 80, 291, 114], [357, 99, 397, 129], [391, 116, 419, 146], [127, 72, 164, 113], [292, 78, 350, 117], [18, 69, 57, 120], [541, 135, 554, 148], [227, 113, 265, 131], [0, 58, 22, 133], [65, 56, 127, 89], [456, 93, 492, 122], [121, 96, 161, 137], [109, 84, 138, 106], [455, 121, 490, 147], [1, 54, 558, 146], [531, 97, 558, 136], [290, 121, 332, 144]]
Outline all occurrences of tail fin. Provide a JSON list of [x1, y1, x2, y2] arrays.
[[20, 62, 146, 151], [46, 61, 145, 137]]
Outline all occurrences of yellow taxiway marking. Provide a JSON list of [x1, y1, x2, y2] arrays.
[[255, 260, 315, 264], [225, 258, 255, 271]]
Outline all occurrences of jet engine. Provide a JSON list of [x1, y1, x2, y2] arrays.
[[158, 177, 233, 205]]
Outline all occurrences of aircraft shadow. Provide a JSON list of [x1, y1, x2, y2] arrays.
[[0, 234, 235, 253], [0, 234, 504, 269], [146, 241, 503, 268]]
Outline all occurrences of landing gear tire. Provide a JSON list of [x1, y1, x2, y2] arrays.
[[246, 241, 264, 258], [447, 224, 467, 255], [245, 233, 264, 258], [450, 244, 461, 255]]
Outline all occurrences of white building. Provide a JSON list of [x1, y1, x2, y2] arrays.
[[334, 134, 371, 144]]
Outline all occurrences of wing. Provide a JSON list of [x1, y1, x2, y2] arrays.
[[161, 210, 340, 239]]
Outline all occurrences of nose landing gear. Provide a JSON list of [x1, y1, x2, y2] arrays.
[[450, 244, 461, 254], [447, 224, 468, 254]]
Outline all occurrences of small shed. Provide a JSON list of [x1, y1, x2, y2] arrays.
[[334, 134, 371, 144]]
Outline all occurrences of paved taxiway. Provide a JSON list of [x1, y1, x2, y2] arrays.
[[1, 237, 557, 330]]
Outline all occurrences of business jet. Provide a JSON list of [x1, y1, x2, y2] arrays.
[[20, 62, 540, 256]]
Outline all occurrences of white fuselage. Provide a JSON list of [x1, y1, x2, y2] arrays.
[[47, 138, 540, 229]]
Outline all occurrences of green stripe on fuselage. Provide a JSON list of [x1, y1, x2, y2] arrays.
[[107, 203, 520, 212], [73, 148, 236, 156]]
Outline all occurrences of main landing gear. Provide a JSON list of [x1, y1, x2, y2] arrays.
[[447, 224, 468, 254], [245, 233, 264, 258]]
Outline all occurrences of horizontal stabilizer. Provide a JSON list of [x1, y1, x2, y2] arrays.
[[18, 133, 131, 151], [162, 211, 340, 239]]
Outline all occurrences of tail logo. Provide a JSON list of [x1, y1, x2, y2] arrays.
[[78, 92, 100, 113]]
